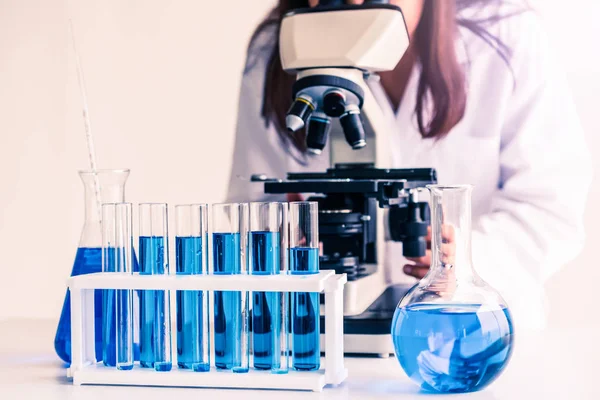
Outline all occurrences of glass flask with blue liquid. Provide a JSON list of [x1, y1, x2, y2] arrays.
[[54, 169, 140, 365], [392, 185, 514, 393]]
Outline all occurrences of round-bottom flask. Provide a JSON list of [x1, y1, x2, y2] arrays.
[[392, 185, 514, 393]]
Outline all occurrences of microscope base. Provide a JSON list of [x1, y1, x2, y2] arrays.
[[320, 283, 412, 356], [345, 333, 395, 356], [319, 333, 395, 357]]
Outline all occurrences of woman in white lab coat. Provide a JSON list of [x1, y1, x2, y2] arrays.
[[226, 0, 592, 330]]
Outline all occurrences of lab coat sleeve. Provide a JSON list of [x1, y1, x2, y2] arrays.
[[225, 47, 290, 204], [471, 12, 593, 309]]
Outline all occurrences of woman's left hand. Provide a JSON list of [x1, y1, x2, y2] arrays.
[[404, 256, 431, 279]]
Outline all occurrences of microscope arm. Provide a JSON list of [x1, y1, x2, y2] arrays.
[[327, 75, 393, 169], [362, 78, 393, 169]]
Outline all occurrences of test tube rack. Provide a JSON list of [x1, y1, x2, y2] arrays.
[[67, 270, 347, 392]]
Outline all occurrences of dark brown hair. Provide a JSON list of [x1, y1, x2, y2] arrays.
[[252, 0, 521, 151]]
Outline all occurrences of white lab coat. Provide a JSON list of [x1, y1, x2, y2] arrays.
[[226, 8, 592, 330]]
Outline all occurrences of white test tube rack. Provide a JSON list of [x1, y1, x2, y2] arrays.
[[67, 270, 348, 392]]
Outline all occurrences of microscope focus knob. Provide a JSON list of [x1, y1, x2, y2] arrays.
[[398, 221, 429, 258], [389, 203, 430, 258]]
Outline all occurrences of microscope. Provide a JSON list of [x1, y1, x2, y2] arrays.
[[253, 0, 437, 356]]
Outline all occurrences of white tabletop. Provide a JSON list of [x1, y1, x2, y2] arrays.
[[0, 319, 597, 399]]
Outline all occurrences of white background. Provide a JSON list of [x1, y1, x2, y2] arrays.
[[0, 0, 597, 330]]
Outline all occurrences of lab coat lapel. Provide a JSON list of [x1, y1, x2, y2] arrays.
[[367, 70, 419, 168]]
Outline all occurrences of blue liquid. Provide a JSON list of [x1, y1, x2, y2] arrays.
[[115, 288, 134, 370], [102, 247, 135, 369], [102, 291, 117, 366], [290, 247, 320, 371], [249, 231, 282, 371], [102, 247, 117, 367], [176, 236, 209, 372], [213, 232, 246, 371], [54, 247, 102, 364], [55, 248, 140, 365], [392, 304, 514, 393], [139, 236, 172, 372]]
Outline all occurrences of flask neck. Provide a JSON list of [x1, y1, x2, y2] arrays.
[[397, 185, 511, 309], [79, 170, 129, 247], [427, 185, 476, 284]]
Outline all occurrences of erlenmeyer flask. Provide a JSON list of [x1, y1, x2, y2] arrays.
[[54, 169, 130, 364], [392, 185, 514, 393]]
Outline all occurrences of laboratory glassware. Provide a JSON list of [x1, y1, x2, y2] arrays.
[[392, 185, 514, 393], [212, 203, 249, 373], [289, 201, 320, 371], [101, 203, 134, 370], [175, 204, 210, 372], [139, 203, 172, 372], [54, 169, 130, 364], [248, 202, 289, 373]]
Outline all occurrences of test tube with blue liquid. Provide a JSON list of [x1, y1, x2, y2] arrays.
[[139, 203, 172, 372], [101, 203, 134, 370], [248, 202, 289, 373], [212, 203, 249, 373], [289, 202, 320, 371], [175, 204, 210, 372]]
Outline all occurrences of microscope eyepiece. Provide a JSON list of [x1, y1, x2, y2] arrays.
[[306, 113, 332, 155], [286, 95, 315, 133], [340, 105, 367, 150]]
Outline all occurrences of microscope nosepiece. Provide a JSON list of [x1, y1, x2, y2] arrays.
[[286, 95, 315, 132], [340, 106, 367, 150]]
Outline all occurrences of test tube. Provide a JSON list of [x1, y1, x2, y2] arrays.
[[139, 203, 172, 372], [101, 203, 134, 370], [289, 202, 320, 371], [175, 204, 210, 372], [248, 202, 289, 373], [212, 203, 249, 373]]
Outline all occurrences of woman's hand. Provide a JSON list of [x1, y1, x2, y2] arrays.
[[403, 225, 456, 279], [286, 193, 304, 202]]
